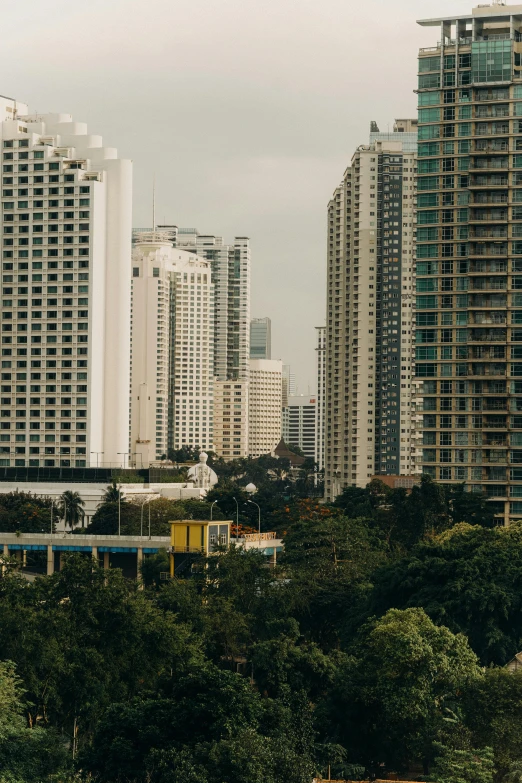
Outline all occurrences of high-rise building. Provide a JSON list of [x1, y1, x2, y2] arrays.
[[324, 121, 417, 500], [282, 395, 316, 460], [250, 317, 271, 359], [248, 359, 282, 457], [414, 3, 522, 524], [281, 364, 296, 408], [0, 99, 132, 468], [129, 234, 214, 466], [315, 326, 326, 470], [136, 225, 251, 460]]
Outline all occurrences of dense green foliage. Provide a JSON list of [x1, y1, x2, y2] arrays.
[[2, 475, 522, 782]]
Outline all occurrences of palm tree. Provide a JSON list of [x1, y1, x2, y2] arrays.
[[60, 490, 85, 530], [102, 483, 122, 503]]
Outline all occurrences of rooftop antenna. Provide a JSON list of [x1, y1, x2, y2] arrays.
[[152, 174, 156, 236]]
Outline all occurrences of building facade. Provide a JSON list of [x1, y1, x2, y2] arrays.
[[324, 121, 417, 500], [315, 325, 326, 470], [130, 234, 214, 466], [137, 225, 251, 459], [414, 3, 522, 523], [281, 363, 296, 408], [250, 317, 271, 359], [248, 359, 282, 458], [0, 99, 132, 468], [282, 394, 316, 460]]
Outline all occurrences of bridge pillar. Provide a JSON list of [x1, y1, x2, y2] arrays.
[[91, 546, 97, 567], [103, 552, 109, 570], [137, 547, 143, 584], [47, 545, 54, 576], [1, 543, 8, 575]]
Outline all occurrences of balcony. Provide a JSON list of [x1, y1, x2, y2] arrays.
[[469, 211, 508, 222], [471, 312, 506, 324], [469, 277, 507, 290], [469, 175, 509, 187], [468, 329, 507, 342], [470, 228, 508, 238], [468, 243, 508, 256], [473, 193, 508, 204], [469, 260, 507, 272], [470, 158, 509, 170]]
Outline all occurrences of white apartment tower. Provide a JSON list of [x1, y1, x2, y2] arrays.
[[133, 225, 251, 460], [0, 98, 132, 468], [169, 227, 251, 459], [324, 120, 417, 500], [248, 359, 283, 458], [282, 395, 317, 460], [315, 326, 326, 470], [130, 234, 214, 466]]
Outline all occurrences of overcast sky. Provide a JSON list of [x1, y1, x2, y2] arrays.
[[2, 0, 471, 390]]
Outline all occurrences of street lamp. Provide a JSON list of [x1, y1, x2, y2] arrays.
[[245, 483, 260, 536], [231, 496, 239, 540], [117, 452, 129, 469], [210, 500, 218, 520], [90, 451, 104, 468], [247, 499, 261, 535]]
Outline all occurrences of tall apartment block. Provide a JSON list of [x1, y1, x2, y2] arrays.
[[142, 226, 251, 460], [250, 317, 271, 359], [130, 234, 214, 466], [282, 395, 317, 460], [414, 3, 522, 523], [324, 121, 417, 500], [281, 364, 296, 408], [248, 358, 282, 458], [315, 325, 326, 470], [0, 98, 132, 468]]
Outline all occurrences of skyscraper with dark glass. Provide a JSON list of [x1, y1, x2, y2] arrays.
[[414, 3, 522, 523]]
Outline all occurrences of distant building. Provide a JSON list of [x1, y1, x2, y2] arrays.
[[248, 359, 283, 457], [324, 119, 417, 500], [282, 395, 316, 461], [250, 317, 271, 359], [315, 326, 326, 470], [282, 364, 296, 408], [130, 233, 214, 466]]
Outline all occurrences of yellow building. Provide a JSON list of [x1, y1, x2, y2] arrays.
[[169, 519, 231, 577]]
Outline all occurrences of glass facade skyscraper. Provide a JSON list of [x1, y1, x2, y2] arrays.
[[414, 4, 522, 523]]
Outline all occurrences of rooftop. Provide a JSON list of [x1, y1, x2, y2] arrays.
[[418, 3, 522, 26]]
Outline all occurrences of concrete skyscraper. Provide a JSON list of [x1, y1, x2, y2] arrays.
[[250, 317, 271, 359], [414, 3, 522, 524], [324, 121, 417, 500], [132, 225, 251, 460], [248, 358, 282, 457], [130, 234, 214, 466], [0, 98, 132, 469], [315, 326, 326, 470], [282, 395, 317, 460]]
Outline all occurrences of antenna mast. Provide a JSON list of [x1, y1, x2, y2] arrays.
[[152, 174, 156, 234]]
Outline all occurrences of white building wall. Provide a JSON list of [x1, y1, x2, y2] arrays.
[[130, 236, 214, 466], [282, 395, 316, 460], [248, 359, 282, 458], [0, 103, 132, 469]]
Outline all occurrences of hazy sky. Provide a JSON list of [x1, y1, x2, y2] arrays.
[[2, 0, 470, 389]]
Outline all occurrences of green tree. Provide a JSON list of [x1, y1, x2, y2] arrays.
[[463, 668, 522, 781], [369, 523, 522, 665], [325, 607, 480, 774], [0, 660, 71, 782], [430, 743, 495, 783]]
